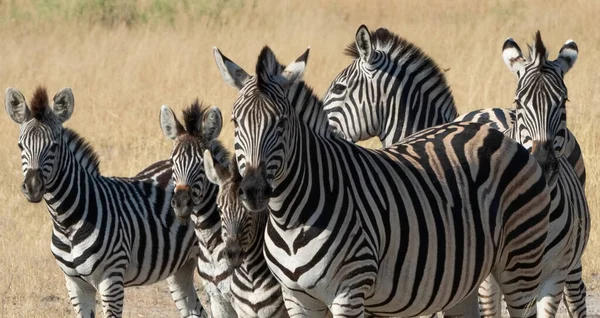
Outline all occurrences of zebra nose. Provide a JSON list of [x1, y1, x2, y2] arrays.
[[171, 190, 192, 209]]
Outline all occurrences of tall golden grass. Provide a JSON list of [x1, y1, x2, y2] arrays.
[[0, 1, 598, 316]]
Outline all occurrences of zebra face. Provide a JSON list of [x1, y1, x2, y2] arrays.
[[323, 24, 384, 143], [160, 103, 223, 219], [5, 87, 74, 203], [503, 32, 577, 183], [205, 151, 267, 268], [214, 46, 309, 212]]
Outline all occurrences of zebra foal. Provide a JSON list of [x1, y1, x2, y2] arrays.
[[5, 86, 206, 317]]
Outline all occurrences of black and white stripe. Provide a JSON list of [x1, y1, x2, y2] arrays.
[[214, 46, 552, 317], [204, 150, 287, 317], [159, 101, 238, 318], [322, 25, 585, 186], [472, 32, 589, 318], [5, 86, 206, 318]]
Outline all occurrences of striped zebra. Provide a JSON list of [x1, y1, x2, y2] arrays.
[[469, 32, 589, 317], [213, 45, 553, 317], [5, 87, 206, 318], [203, 150, 288, 317], [159, 101, 238, 317], [322, 25, 585, 186]]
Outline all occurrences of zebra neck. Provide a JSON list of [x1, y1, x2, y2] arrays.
[[43, 131, 100, 230], [288, 81, 331, 136], [238, 218, 268, 283], [379, 85, 459, 146]]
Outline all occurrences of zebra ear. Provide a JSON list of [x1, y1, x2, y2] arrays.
[[214, 47, 251, 90], [160, 105, 185, 140], [202, 106, 222, 141], [279, 47, 310, 86], [5, 88, 30, 124], [204, 150, 230, 186], [355, 24, 374, 63], [52, 88, 74, 123], [502, 37, 526, 74], [556, 40, 578, 74]]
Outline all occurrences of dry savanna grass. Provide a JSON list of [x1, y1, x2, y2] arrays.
[[0, 0, 599, 317]]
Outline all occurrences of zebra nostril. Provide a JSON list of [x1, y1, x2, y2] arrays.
[[171, 197, 178, 208], [238, 187, 246, 200], [21, 183, 28, 193]]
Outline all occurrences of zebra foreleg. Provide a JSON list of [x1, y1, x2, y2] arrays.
[[65, 275, 96, 318], [478, 274, 502, 318], [167, 258, 208, 318], [563, 262, 587, 318], [443, 289, 481, 318], [203, 282, 237, 318], [98, 273, 125, 318], [281, 287, 330, 317], [535, 273, 568, 318]]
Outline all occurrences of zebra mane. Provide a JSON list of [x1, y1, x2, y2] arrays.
[[526, 31, 548, 68], [182, 100, 206, 137], [344, 28, 448, 76], [30, 86, 50, 120], [62, 128, 101, 176]]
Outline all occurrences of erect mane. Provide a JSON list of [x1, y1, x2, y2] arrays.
[[526, 31, 548, 66], [30, 86, 50, 120], [344, 27, 451, 85], [181, 100, 205, 137], [62, 128, 101, 175]]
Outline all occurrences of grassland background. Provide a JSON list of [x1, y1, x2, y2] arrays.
[[0, 0, 599, 317]]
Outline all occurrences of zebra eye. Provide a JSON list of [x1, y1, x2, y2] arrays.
[[331, 83, 346, 95], [18, 143, 23, 151]]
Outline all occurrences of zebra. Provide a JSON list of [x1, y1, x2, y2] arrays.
[[159, 101, 238, 318], [203, 150, 288, 317], [468, 32, 590, 317], [5, 86, 206, 318], [213, 45, 553, 317], [321, 26, 589, 316], [321, 25, 585, 186]]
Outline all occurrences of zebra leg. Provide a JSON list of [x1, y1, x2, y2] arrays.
[[203, 282, 237, 318], [281, 287, 329, 317], [478, 274, 502, 318], [495, 270, 539, 318], [443, 289, 481, 318], [563, 262, 587, 317], [167, 258, 207, 318], [65, 275, 96, 317], [536, 273, 567, 318], [98, 273, 125, 318]]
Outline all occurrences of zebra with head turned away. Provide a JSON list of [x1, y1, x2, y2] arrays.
[[4, 87, 206, 318], [203, 151, 288, 317], [322, 25, 585, 187], [158, 101, 238, 318], [470, 32, 589, 318], [212, 45, 553, 317]]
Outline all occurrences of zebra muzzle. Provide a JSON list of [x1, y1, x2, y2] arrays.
[[171, 188, 194, 219], [22, 169, 44, 203], [238, 166, 272, 212]]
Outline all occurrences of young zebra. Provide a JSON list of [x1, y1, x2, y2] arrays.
[[203, 151, 288, 317], [159, 101, 237, 318], [471, 32, 589, 318], [213, 46, 552, 317], [322, 25, 585, 187], [5, 87, 206, 318]]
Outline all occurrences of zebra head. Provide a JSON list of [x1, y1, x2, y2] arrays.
[[204, 150, 267, 268], [160, 101, 223, 219], [322, 24, 382, 142], [214, 46, 309, 212], [5, 86, 74, 203], [503, 31, 577, 183]]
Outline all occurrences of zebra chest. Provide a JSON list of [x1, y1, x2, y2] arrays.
[[197, 240, 232, 297]]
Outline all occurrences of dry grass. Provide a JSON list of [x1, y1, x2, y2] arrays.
[[0, 0, 599, 316]]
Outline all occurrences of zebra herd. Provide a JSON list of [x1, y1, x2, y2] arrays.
[[5, 25, 590, 318]]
